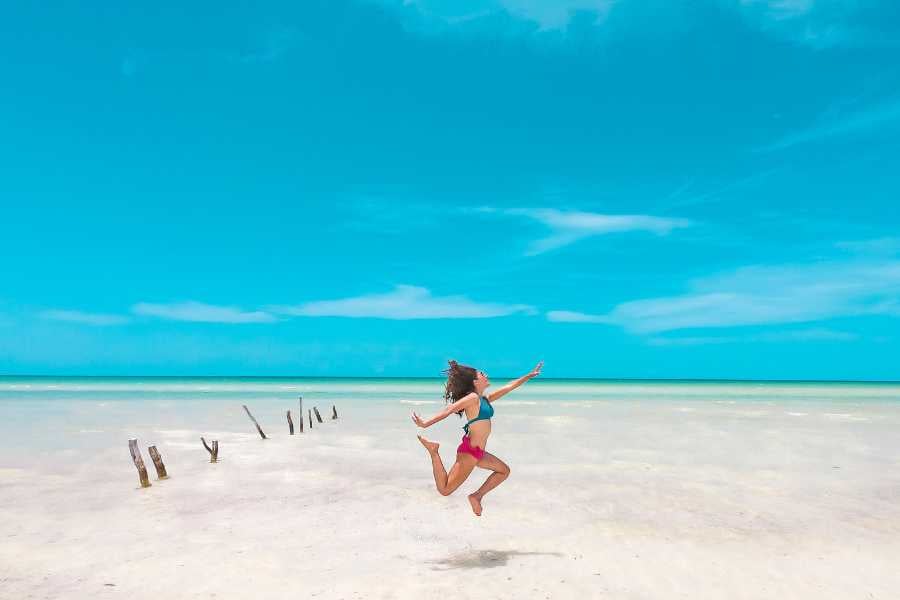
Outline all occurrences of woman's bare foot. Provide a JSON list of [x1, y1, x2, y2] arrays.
[[468, 494, 482, 516], [417, 435, 439, 453]]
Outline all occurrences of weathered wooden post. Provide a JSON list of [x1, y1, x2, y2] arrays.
[[147, 445, 169, 479], [298, 396, 304, 433], [287, 410, 294, 435], [128, 439, 151, 488], [331, 405, 338, 420], [308, 409, 313, 430], [201, 437, 219, 462], [313, 406, 324, 423], [243, 404, 267, 439]]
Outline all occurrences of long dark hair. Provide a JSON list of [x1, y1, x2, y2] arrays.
[[443, 359, 477, 416]]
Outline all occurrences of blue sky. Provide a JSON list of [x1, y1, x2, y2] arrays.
[[1, 0, 899, 379]]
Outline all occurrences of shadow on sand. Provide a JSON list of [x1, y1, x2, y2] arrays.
[[429, 549, 563, 570]]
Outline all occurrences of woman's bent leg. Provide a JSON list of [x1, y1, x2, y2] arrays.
[[468, 452, 510, 515], [418, 435, 477, 496]]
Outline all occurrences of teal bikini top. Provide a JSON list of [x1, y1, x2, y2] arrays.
[[463, 395, 494, 435]]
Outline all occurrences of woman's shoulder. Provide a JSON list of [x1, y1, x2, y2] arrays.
[[459, 391, 479, 405]]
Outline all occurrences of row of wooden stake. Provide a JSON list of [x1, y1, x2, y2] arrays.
[[128, 396, 339, 488], [242, 397, 338, 440]]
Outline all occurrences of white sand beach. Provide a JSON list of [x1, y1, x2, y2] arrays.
[[2, 381, 900, 599]]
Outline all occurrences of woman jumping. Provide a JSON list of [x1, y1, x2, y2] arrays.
[[412, 360, 543, 516]]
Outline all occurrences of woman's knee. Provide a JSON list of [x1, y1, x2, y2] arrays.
[[440, 479, 464, 496]]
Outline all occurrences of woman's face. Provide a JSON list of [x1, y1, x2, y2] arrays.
[[475, 369, 490, 389]]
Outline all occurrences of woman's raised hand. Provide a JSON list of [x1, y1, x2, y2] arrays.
[[527, 360, 543, 379], [411, 412, 427, 428]]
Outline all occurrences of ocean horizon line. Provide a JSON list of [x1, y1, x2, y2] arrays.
[[1, 374, 898, 385]]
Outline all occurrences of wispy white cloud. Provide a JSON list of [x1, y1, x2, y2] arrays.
[[646, 327, 860, 346], [756, 328, 861, 342], [741, 0, 815, 21], [39, 309, 130, 326], [548, 258, 900, 333], [758, 98, 900, 152], [374, 0, 895, 48], [546, 310, 611, 324], [738, 0, 816, 22], [378, 0, 616, 31], [132, 302, 276, 324], [646, 334, 737, 346], [659, 169, 779, 210], [120, 26, 299, 79], [485, 0, 616, 30], [273, 285, 535, 319], [331, 201, 690, 257], [735, 0, 897, 49], [504, 208, 691, 255]]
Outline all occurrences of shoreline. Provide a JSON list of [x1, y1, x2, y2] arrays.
[[3, 374, 900, 385]]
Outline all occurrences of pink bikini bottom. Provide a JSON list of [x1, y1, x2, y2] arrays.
[[457, 435, 485, 461]]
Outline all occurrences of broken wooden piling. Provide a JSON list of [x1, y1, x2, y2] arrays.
[[201, 437, 219, 462], [128, 439, 151, 488], [287, 410, 294, 435], [331, 405, 338, 420], [298, 396, 304, 433], [313, 406, 324, 423], [308, 409, 313, 429], [147, 445, 169, 479], [242, 404, 267, 439]]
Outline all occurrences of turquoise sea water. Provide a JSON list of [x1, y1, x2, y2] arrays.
[[2, 376, 900, 403], [2, 376, 898, 464]]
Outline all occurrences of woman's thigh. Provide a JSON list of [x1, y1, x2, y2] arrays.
[[476, 451, 509, 474], [445, 454, 478, 494]]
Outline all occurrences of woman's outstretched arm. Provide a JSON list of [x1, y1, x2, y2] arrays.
[[411, 392, 478, 428], [487, 361, 543, 403]]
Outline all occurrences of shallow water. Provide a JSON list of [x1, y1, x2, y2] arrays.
[[2, 376, 899, 464]]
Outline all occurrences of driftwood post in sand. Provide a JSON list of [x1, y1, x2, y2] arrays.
[[201, 437, 219, 462], [128, 439, 152, 488], [243, 404, 267, 439], [147, 445, 169, 479], [332, 405, 338, 420], [287, 410, 294, 435], [308, 409, 313, 430], [313, 406, 324, 424], [298, 397, 304, 433]]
